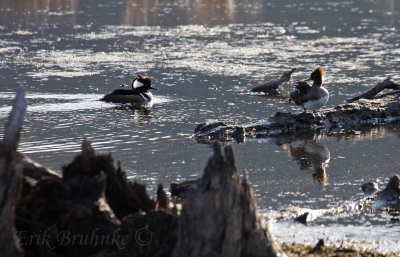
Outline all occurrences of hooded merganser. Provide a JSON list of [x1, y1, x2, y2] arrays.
[[290, 67, 329, 113], [101, 74, 157, 103]]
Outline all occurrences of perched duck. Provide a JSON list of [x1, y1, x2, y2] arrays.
[[290, 67, 329, 113], [101, 74, 157, 103]]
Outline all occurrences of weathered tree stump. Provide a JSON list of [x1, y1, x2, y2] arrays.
[[195, 77, 400, 143], [0, 85, 26, 257], [62, 139, 156, 220], [15, 139, 177, 257], [174, 143, 285, 257], [251, 68, 296, 94], [17, 152, 61, 180]]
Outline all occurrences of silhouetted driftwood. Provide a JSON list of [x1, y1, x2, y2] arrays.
[[346, 76, 400, 103], [251, 68, 296, 94], [0, 85, 26, 257], [195, 77, 400, 143], [174, 143, 285, 257]]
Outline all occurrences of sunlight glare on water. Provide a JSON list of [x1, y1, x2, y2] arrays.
[[1, 0, 400, 252]]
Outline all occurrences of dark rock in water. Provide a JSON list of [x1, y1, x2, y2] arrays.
[[170, 179, 199, 198], [361, 182, 379, 197], [251, 68, 296, 94], [309, 239, 324, 254], [376, 175, 400, 203], [294, 212, 309, 225], [361, 175, 400, 208], [174, 143, 285, 257]]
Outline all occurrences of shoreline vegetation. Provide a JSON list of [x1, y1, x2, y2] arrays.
[[0, 86, 399, 256]]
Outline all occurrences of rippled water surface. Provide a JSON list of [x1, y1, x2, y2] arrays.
[[1, 0, 400, 252]]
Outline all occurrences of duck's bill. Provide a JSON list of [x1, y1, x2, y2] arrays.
[[150, 86, 158, 90], [304, 78, 313, 82]]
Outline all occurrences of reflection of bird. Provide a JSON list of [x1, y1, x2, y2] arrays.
[[290, 67, 329, 113], [101, 74, 157, 103], [282, 134, 330, 185], [131, 107, 152, 125]]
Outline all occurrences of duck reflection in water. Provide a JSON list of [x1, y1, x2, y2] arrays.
[[113, 103, 152, 125], [277, 131, 330, 185]]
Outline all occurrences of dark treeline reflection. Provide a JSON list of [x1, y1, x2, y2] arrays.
[[1, 0, 399, 29]]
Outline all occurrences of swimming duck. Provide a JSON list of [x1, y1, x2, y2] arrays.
[[101, 74, 157, 103], [290, 67, 329, 113]]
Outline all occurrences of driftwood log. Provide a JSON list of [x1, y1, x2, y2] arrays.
[[346, 76, 400, 103], [174, 143, 285, 257], [0, 85, 26, 257], [195, 77, 400, 142], [251, 68, 296, 94]]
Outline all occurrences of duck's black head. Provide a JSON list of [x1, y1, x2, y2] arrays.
[[131, 74, 158, 92], [308, 67, 325, 87]]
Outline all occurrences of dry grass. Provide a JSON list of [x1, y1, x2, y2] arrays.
[[281, 242, 399, 257]]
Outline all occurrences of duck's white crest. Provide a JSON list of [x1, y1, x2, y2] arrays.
[[133, 80, 144, 88]]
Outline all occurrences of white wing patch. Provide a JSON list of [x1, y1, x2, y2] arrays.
[[133, 80, 144, 88], [139, 92, 153, 102]]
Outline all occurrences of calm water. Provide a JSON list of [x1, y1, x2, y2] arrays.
[[1, 0, 400, 252]]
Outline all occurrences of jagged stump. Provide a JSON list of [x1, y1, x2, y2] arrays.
[[174, 143, 285, 257]]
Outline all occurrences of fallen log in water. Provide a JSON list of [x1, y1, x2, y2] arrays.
[[195, 77, 400, 143], [251, 68, 296, 94]]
